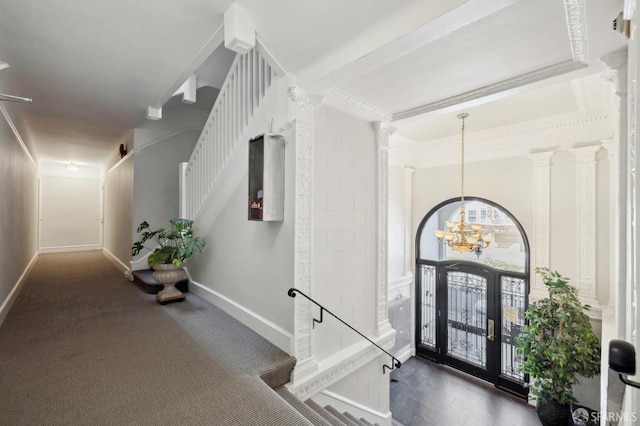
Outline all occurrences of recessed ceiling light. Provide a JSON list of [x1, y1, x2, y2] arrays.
[[0, 61, 9, 72], [65, 162, 79, 171]]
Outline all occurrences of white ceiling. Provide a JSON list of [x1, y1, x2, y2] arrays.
[[0, 0, 629, 174]]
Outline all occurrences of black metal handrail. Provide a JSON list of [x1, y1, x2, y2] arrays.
[[287, 288, 401, 374]]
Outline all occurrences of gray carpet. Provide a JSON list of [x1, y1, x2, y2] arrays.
[[0, 251, 311, 426]]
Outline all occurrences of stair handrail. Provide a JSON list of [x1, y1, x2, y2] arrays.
[[287, 288, 401, 374]]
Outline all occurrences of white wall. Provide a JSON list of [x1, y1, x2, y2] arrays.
[[0, 106, 39, 324], [308, 106, 391, 416], [388, 165, 406, 282], [39, 176, 101, 250], [313, 105, 377, 359], [103, 155, 133, 274]]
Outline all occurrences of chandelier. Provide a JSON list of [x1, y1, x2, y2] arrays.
[[434, 113, 493, 254]]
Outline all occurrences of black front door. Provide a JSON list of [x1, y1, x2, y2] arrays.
[[416, 261, 527, 397]]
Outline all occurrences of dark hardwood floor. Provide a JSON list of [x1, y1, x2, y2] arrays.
[[390, 357, 541, 426]]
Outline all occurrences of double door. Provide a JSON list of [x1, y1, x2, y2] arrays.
[[416, 261, 528, 397]]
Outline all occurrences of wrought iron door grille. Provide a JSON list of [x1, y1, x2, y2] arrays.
[[446, 271, 487, 367], [500, 276, 526, 381]]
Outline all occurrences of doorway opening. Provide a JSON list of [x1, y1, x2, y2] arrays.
[[415, 197, 529, 397]]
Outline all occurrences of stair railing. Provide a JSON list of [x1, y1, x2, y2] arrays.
[[287, 288, 402, 374], [185, 46, 279, 220]]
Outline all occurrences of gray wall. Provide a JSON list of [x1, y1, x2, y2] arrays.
[[132, 129, 199, 250], [0, 107, 39, 316], [103, 155, 133, 270], [188, 124, 296, 334]]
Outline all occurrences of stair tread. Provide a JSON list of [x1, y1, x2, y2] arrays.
[[324, 406, 360, 426], [359, 418, 374, 426], [305, 400, 345, 426], [275, 387, 332, 426], [343, 411, 366, 426]]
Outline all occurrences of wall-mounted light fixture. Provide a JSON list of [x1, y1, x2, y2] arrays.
[[65, 162, 79, 171], [609, 339, 640, 389]]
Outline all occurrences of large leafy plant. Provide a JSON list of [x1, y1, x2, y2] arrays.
[[516, 267, 600, 405], [132, 219, 206, 268]]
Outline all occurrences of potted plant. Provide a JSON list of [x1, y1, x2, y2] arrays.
[[516, 267, 600, 426], [132, 219, 206, 304]]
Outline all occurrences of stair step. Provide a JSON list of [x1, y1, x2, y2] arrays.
[[324, 406, 360, 426], [358, 418, 374, 426], [132, 269, 189, 294], [275, 387, 332, 426], [305, 400, 344, 426], [343, 411, 366, 426]]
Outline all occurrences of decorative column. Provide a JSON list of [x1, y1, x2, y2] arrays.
[[288, 87, 323, 382], [528, 151, 554, 298], [373, 121, 395, 337], [403, 166, 415, 276], [569, 145, 602, 309], [602, 48, 629, 338]]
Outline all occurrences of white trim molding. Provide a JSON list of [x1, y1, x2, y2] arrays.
[[103, 247, 132, 279], [39, 244, 102, 254], [0, 252, 38, 327], [188, 275, 294, 354], [601, 48, 628, 337], [287, 328, 396, 400], [373, 122, 395, 337], [529, 151, 554, 297], [288, 87, 324, 382], [569, 144, 602, 309], [403, 166, 415, 276]]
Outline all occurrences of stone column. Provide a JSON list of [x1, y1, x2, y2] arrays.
[[288, 87, 323, 382], [528, 151, 554, 298], [373, 121, 395, 337], [569, 145, 602, 310], [602, 48, 629, 338]]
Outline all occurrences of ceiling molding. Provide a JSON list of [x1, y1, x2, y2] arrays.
[[392, 0, 590, 122], [323, 88, 392, 123], [393, 112, 613, 169]]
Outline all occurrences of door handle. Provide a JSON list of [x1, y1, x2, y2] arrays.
[[487, 319, 494, 341]]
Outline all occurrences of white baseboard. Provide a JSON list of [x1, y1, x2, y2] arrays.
[[102, 247, 132, 279], [313, 389, 392, 426], [0, 251, 38, 327], [187, 276, 293, 354], [39, 244, 102, 254], [130, 251, 151, 272], [396, 346, 413, 364]]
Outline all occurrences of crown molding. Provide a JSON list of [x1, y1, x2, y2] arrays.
[[393, 112, 613, 169], [393, 0, 589, 122], [324, 88, 393, 123]]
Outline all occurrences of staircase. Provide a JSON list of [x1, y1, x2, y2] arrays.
[[275, 387, 384, 426]]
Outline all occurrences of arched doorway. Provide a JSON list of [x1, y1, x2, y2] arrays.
[[415, 197, 530, 397]]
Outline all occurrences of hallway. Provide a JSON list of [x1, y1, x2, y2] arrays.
[[390, 357, 540, 426], [0, 251, 310, 425]]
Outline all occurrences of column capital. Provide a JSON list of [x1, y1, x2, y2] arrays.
[[569, 144, 601, 163], [288, 87, 323, 123], [372, 121, 396, 150], [528, 150, 555, 167]]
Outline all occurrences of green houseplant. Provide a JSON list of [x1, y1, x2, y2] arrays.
[[132, 219, 205, 303], [517, 267, 600, 426]]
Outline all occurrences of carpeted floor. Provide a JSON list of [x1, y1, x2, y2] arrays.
[[0, 251, 310, 426]]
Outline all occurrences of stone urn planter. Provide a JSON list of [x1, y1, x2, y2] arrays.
[[152, 263, 186, 304]]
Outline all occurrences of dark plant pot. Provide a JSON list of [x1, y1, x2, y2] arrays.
[[536, 399, 570, 426]]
